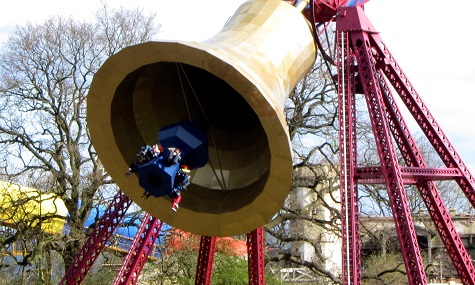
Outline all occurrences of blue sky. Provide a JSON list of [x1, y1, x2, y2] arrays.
[[1, 0, 474, 173]]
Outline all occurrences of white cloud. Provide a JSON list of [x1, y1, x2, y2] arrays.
[[0, 0, 246, 43], [154, 0, 246, 41]]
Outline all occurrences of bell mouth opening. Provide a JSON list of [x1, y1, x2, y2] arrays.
[[111, 62, 271, 214], [88, 0, 312, 236]]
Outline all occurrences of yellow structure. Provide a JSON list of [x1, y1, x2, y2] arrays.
[[0, 181, 67, 234], [87, 0, 316, 237]]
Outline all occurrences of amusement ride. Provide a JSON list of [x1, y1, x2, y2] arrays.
[[57, 0, 475, 284]]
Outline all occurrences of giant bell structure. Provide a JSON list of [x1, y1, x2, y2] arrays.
[[87, 0, 315, 238]]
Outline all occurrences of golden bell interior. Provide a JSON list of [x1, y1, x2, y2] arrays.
[[87, 0, 316, 237]]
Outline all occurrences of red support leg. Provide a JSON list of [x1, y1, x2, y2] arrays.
[[337, 30, 361, 285], [113, 213, 163, 285], [247, 227, 265, 285], [195, 236, 216, 285], [371, 33, 475, 285], [350, 28, 428, 285], [59, 190, 133, 285]]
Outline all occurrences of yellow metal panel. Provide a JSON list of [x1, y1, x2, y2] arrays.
[[0, 181, 67, 234]]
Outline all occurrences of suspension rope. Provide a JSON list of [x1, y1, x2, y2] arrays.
[[175, 63, 228, 191], [176, 64, 192, 122]]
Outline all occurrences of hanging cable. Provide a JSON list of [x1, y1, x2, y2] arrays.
[[176, 64, 192, 122], [175, 63, 228, 191]]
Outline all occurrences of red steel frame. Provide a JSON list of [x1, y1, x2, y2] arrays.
[[113, 213, 163, 285], [193, 227, 266, 285], [60, 193, 266, 285], [195, 236, 217, 284], [336, 5, 475, 285], [59, 190, 133, 285], [247, 227, 266, 285], [338, 29, 361, 285]]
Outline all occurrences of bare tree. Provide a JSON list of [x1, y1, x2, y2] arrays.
[[0, 4, 158, 279], [263, 52, 343, 284]]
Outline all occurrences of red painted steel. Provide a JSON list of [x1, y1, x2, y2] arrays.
[[350, 28, 427, 284], [58, 190, 133, 285], [337, 30, 361, 285], [195, 236, 217, 285], [113, 214, 163, 285], [247, 227, 266, 285], [334, 4, 475, 284], [378, 71, 475, 284], [356, 166, 462, 184], [371, 29, 475, 285]]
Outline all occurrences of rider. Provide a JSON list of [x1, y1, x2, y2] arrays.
[[167, 147, 182, 165], [126, 144, 163, 176], [125, 157, 147, 176], [170, 165, 191, 212], [139, 144, 162, 161]]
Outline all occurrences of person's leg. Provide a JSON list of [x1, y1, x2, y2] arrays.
[[168, 148, 175, 161], [125, 162, 138, 176], [172, 153, 181, 164], [173, 195, 182, 207], [171, 194, 182, 211]]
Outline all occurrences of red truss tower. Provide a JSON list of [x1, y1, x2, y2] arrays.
[[306, 1, 475, 284]]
